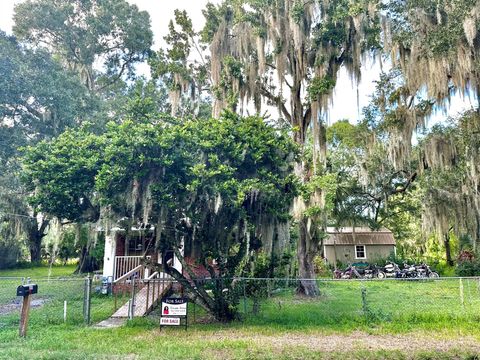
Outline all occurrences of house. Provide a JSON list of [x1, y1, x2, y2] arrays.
[[102, 227, 183, 282], [323, 227, 396, 264]]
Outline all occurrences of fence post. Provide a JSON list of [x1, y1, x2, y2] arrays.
[[83, 275, 92, 325], [146, 280, 150, 311], [127, 299, 132, 320], [113, 283, 117, 312], [361, 282, 369, 318], [243, 279, 247, 315], [129, 275, 137, 320], [459, 278, 465, 308], [64, 301, 67, 323]]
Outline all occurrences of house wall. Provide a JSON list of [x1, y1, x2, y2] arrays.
[[102, 232, 117, 279], [324, 245, 395, 264]]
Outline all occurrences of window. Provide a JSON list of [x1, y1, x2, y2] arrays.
[[355, 245, 366, 259]]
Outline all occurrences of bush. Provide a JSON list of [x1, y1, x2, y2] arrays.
[[0, 241, 20, 269], [455, 250, 480, 276], [455, 260, 480, 276], [313, 255, 332, 277]]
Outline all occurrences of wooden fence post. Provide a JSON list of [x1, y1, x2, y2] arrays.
[[83, 275, 92, 325], [19, 294, 32, 337], [459, 278, 465, 308]]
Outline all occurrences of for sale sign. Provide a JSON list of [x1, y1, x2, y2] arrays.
[[160, 317, 180, 326], [160, 297, 188, 330], [161, 297, 187, 316]]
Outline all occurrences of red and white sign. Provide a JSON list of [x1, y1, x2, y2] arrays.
[[160, 317, 180, 326]]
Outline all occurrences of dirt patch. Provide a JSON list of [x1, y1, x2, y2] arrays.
[[173, 329, 480, 354], [0, 298, 49, 315], [252, 332, 480, 353]]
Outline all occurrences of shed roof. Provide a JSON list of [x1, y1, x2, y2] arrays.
[[324, 227, 396, 246]]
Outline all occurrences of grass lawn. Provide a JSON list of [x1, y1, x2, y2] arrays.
[[0, 264, 78, 278], [1, 319, 480, 359], [1, 270, 480, 359]]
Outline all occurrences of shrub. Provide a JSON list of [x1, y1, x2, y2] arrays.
[[0, 239, 21, 269], [455, 249, 480, 276], [455, 260, 480, 276]]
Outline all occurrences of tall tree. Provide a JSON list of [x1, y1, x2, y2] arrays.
[[202, 0, 382, 295], [149, 9, 211, 118], [22, 112, 298, 320], [0, 31, 93, 262], [13, 0, 153, 92], [418, 112, 480, 258]]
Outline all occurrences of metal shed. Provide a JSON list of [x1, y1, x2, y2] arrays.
[[323, 227, 396, 264]]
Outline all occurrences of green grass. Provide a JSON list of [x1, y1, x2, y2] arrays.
[[0, 319, 479, 359], [240, 278, 480, 333], [2, 274, 480, 358], [0, 264, 78, 278]]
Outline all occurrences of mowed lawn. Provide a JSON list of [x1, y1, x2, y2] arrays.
[[1, 266, 480, 359], [0, 264, 78, 278]]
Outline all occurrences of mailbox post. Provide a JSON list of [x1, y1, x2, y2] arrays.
[[16, 284, 38, 337]]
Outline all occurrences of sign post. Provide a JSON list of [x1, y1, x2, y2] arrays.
[[160, 297, 188, 331], [17, 284, 38, 337]]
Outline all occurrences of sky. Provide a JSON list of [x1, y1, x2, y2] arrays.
[[0, 0, 476, 124]]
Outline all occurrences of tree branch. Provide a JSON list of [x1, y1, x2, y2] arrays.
[[258, 84, 291, 120]]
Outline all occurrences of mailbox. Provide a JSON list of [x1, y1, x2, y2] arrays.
[[17, 284, 38, 297]]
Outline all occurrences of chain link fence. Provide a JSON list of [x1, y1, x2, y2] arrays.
[[0, 275, 115, 331], [234, 277, 480, 326], [1, 275, 479, 331]]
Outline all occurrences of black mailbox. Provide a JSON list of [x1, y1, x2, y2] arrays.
[[17, 284, 38, 297]]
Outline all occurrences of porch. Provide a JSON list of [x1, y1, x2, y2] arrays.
[[103, 229, 182, 281]]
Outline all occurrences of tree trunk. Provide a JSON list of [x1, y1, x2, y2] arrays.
[[28, 235, 42, 263], [291, 94, 323, 296], [444, 233, 454, 266], [76, 245, 100, 273], [297, 216, 320, 296], [27, 217, 49, 263]]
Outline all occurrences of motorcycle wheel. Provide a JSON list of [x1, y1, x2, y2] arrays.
[[429, 272, 439, 278], [377, 271, 386, 279]]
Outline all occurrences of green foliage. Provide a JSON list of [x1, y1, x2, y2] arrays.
[[303, 173, 337, 215], [387, 0, 478, 57], [106, 79, 170, 123], [56, 230, 79, 265], [0, 32, 93, 141], [0, 30, 97, 264], [21, 111, 298, 318], [291, 1, 305, 24], [21, 127, 105, 222], [0, 234, 21, 269], [307, 76, 336, 100], [326, 120, 359, 149], [13, 0, 153, 90], [455, 260, 480, 277]]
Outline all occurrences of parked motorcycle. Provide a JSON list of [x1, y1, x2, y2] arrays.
[[398, 262, 418, 278], [363, 264, 385, 279], [380, 262, 401, 278], [415, 263, 439, 278], [334, 264, 362, 279]]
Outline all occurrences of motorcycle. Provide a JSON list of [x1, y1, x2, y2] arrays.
[[334, 264, 362, 279], [400, 262, 418, 278], [363, 264, 385, 279], [380, 262, 401, 278], [415, 263, 439, 278]]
